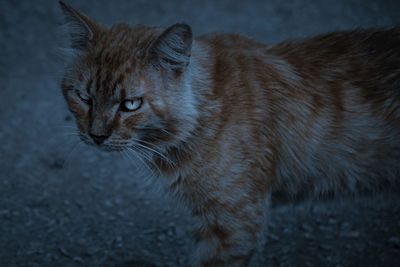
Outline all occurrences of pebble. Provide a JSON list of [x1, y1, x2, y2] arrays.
[[304, 232, 313, 240], [0, 209, 10, 217], [319, 244, 333, 250], [85, 246, 98, 256], [117, 211, 126, 217], [158, 233, 166, 241], [139, 248, 151, 256], [12, 211, 20, 217], [167, 228, 174, 236], [58, 247, 71, 258], [143, 228, 158, 235], [318, 225, 332, 231], [328, 218, 337, 224], [268, 233, 280, 241], [73, 257, 84, 263], [388, 236, 400, 248], [104, 200, 112, 207], [283, 227, 292, 233], [340, 231, 360, 238], [347, 231, 360, 238], [301, 223, 313, 232], [340, 222, 351, 230]]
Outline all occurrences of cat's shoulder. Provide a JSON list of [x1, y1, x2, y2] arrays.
[[196, 32, 269, 51]]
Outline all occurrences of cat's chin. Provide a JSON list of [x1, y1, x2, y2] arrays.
[[96, 145, 124, 152], [78, 136, 124, 152], [83, 142, 124, 152]]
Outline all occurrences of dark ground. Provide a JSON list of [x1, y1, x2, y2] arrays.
[[1, 0, 400, 266]]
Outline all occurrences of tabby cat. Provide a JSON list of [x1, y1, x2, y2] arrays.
[[59, 1, 400, 266]]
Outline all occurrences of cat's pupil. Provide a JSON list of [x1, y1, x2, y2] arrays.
[[121, 98, 142, 112]]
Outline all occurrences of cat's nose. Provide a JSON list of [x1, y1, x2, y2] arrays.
[[89, 134, 109, 145]]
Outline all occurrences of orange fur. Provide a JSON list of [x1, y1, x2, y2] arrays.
[[60, 2, 400, 266]]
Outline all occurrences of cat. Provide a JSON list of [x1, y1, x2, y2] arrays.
[[59, 1, 400, 266]]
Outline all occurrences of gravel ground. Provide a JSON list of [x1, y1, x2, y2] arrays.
[[1, 0, 400, 266]]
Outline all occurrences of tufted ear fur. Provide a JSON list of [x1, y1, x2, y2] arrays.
[[148, 23, 193, 74], [59, 1, 101, 50]]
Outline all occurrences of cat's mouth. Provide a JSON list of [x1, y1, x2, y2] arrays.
[[79, 133, 126, 152]]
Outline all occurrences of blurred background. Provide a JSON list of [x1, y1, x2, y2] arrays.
[[1, 0, 400, 266]]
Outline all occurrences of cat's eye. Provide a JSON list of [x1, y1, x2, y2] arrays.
[[121, 97, 143, 112], [76, 90, 91, 104]]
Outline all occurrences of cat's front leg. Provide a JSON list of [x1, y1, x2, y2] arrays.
[[191, 195, 268, 267]]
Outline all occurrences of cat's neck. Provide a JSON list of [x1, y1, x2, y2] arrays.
[[153, 40, 217, 175]]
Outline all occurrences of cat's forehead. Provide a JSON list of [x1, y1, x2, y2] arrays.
[[76, 25, 162, 98], [88, 24, 162, 67], [72, 60, 144, 101], [81, 66, 146, 100]]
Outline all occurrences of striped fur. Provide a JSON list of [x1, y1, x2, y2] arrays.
[[60, 2, 400, 266]]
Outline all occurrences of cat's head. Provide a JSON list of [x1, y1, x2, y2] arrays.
[[59, 1, 198, 154]]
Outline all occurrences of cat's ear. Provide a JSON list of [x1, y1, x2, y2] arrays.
[[148, 23, 193, 74], [59, 1, 100, 50]]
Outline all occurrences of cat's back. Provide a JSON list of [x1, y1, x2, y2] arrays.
[[197, 32, 269, 55], [269, 28, 400, 96], [263, 28, 400, 127], [269, 28, 400, 63], [266, 28, 400, 197]]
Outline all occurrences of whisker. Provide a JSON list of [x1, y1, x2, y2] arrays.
[[130, 146, 152, 165], [122, 149, 149, 177], [126, 147, 160, 178], [133, 126, 177, 138], [134, 146, 163, 176], [130, 141, 174, 166], [137, 138, 172, 157], [62, 140, 82, 169]]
